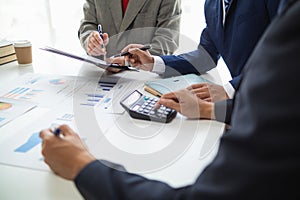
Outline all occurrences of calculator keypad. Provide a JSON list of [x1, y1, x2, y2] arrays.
[[136, 97, 173, 120], [121, 90, 177, 123]]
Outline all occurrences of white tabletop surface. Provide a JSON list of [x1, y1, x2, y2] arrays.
[[0, 47, 226, 200]]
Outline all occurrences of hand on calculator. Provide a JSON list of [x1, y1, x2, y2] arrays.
[[120, 90, 177, 123]]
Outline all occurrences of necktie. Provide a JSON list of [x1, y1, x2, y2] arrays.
[[224, 0, 231, 13], [122, 0, 129, 14], [222, 0, 231, 25]]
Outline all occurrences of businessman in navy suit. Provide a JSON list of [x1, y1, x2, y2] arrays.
[[40, 0, 300, 199], [124, 0, 279, 93], [121, 0, 280, 123]]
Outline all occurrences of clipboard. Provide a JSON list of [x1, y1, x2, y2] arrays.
[[40, 46, 137, 71]]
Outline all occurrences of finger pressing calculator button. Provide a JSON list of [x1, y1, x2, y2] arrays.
[[159, 106, 166, 111]]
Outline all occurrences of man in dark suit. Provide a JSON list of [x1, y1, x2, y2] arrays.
[[40, 0, 300, 199], [123, 0, 279, 92], [120, 0, 280, 123]]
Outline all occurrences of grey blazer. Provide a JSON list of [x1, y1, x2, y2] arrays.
[[78, 0, 181, 57]]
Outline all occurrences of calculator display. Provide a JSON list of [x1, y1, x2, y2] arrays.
[[122, 90, 142, 107]]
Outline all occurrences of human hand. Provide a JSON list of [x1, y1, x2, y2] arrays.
[[187, 83, 229, 102], [156, 89, 215, 119], [121, 44, 154, 71], [39, 125, 95, 180], [87, 31, 109, 56], [105, 56, 125, 73]]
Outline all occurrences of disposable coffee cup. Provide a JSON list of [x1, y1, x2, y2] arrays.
[[14, 40, 32, 66]]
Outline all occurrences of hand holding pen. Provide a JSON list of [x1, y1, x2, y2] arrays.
[[86, 24, 109, 56], [40, 124, 95, 180], [105, 44, 152, 72], [120, 44, 155, 71], [97, 25, 106, 49]]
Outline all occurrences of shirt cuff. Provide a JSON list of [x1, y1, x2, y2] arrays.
[[124, 60, 130, 67], [152, 56, 166, 74], [223, 82, 235, 99]]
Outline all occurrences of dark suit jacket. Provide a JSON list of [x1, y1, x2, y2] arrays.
[[161, 0, 280, 89], [74, 0, 300, 199]]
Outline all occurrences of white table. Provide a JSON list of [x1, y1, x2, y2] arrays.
[[0, 48, 226, 200]]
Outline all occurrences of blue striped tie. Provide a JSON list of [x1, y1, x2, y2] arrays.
[[224, 0, 231, 13]]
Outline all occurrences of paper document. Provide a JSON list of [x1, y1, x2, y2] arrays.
[[0, 73, 148, 171], [0, 97, 37, 127], [1, 73, 89, 108], [40, 46, 137, 71], [0, 73, 134, 114], [0, 100, 118, 171], [0, 105, 79, 171]]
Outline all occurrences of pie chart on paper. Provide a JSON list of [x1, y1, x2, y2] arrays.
[[0, 102, 12, 111], [49, 79, 66, 85]]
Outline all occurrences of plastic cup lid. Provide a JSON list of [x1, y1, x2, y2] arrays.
[[14, 40, 32, 47]]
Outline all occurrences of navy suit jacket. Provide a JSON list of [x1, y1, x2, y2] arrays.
[[74, 0, 300, 199], [161, 0, 280, 89]]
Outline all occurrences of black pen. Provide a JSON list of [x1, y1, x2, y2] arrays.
[[50, 124, 61, 136], [112, 44, 152, 58]]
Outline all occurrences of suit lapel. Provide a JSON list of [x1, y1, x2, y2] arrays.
[[119, 0, 147, 32], [108, 0, 123, 31]]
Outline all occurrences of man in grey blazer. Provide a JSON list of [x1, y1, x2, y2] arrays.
[[78, 0, 181, 58]]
